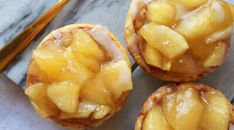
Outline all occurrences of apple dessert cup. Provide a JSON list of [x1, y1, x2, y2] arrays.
[[25, 24, 133, 130], [135, 83, 234, 130], [125, 0, 234, 81]]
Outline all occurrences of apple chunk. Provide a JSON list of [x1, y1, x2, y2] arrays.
[[80, 73, 113, 105], [204, 42, 226, 67], [25, 83, 59, 117], [33, 49, 67, 79], [92, 105, 111, 119], [71, 29, 105, 61], [101, 60, 132, 98], [199, 91, 231, 130], [143, 44, 172, 71], [139, 23, 189, 59], [33, 48, 94, 84], [146, 1, 176, 25], [162, 87, 204, 130], [142, 105, 173, 130], [47, 81, 80, 113], [60, 101, 98, 119], [175, 0, 232, 40], [62, 48, 94, 84]]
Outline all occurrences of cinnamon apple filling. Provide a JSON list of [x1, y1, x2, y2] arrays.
[[25, 25, 132, 122], [125, 0, 234, 81], [135, 83, 234, 130]]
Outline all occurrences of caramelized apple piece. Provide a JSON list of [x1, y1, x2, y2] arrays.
[[60, 101, 98, 119], [80, 73, 113, 105], [228, 3, 234, 19], [204, 42, 226, 67], [205, 26, 232, 44], [175, 0, 232, 40], [47, 81, 80, 113], [101, 60, 132, 98], [171, 53, 203, 73], [139, 23, 188, 59], [143, 44, 162, 69], [142, 105, 173, 130], [75, 54, 100, 73], [33, 48, 94, 83], [92, 105, 111, 119], [146, 1, 176, 25], [61, 48, 94, 83], [143, 44, 172, 71], [162, 87, 204, 130], [71, 29, 105, 62], [188, 40, 217, 61], [33, 49, 67, 79], [177, 0, 207, 9], [25, 83, 59, 117], [199, 91, 231, 130], [162, 57, 172, 71]]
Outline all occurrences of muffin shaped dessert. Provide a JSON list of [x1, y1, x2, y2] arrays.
[[25, 24, 132, 129], [135, 83, 234, 130], [125, 0, 234, 81]]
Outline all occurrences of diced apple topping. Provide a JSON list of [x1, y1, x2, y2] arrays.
[[143, 44, 172, 71], [101, 60, 132, 98], [146, 1, 176, 25], [139, 23, 189, 59], [47, 81, 80, 113], [162, 87, 204, 130], [80, 73, 113, 106], [71, 29, 105, 61], [25, 83, 59, 117], [138, 0, 232, 74], [175, 0, 232, 40], [143, 44, 162, 69], [70, 29, 105, 73], [62, 48, 94, 83], [228, 3, 234, 19], [92, 105, 111, 119], [33, 49, 67, 79], [60, 101, 98, 119], [199, 91, 231, 130], [205, 26, 233, 44], [171, 52, 203, 73], [204, 42, 226, 67], [33, 48, 94, 84], [141, 86, 233, 130], [142, 105, 173, 130]]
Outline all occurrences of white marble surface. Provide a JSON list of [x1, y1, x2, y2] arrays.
[[1, 0, 234, 130], [0, 0, 57, 49], [0, 73, 66, 130]]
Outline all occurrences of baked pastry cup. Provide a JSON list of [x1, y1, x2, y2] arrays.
[[25, 24, 132, 130], [125, 0, 234, 81], [135, 83, 234, 130]]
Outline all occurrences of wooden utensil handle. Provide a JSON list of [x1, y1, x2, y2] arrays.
[[0, 0, 69, 73]]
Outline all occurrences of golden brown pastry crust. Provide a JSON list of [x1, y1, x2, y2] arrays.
[[125, 0, 231, 82], [26, 24, 131, 130], [135, 83, 234, 130]]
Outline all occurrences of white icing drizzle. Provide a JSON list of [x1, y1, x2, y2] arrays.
[[144, 0, 152, 4], [51, 31, 62, 39], [129, 0, 141, 18], [211, 0, 225, 23], [89, 25, 124, 60]]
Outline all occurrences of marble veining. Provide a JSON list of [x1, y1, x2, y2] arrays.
[[0, 0, 57, 49]]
